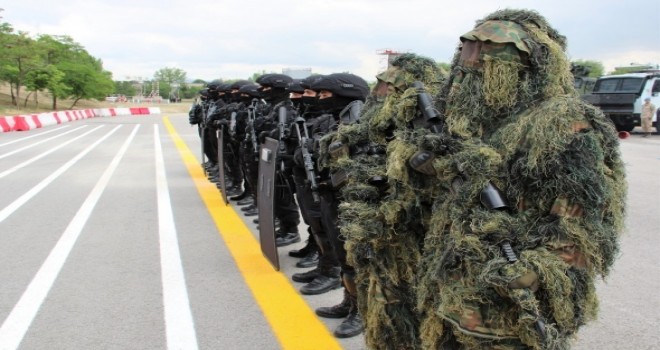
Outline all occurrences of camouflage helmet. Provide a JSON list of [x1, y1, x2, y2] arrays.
[[460, 20, 531, 54], [376, 53, 441, 92]]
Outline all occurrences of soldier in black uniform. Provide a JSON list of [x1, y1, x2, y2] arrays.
[[212, 80, 252, 197], [286, 76, 324, 268], [230, 83, 263, 203], [312, 73, 369, 337], [255, 73, 301, 246], [203, 81, 226, 178]]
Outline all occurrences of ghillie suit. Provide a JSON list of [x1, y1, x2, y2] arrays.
[[326, 53, 446, 349], [415, 9, 626, 349]]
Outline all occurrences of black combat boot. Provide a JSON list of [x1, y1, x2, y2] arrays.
[[334, 296, 364, 338], [333, 274, 363, 338], [275, 230, 300, 247], [230, 191, 248, 201], [241, 204, 257, 212], [292, 267, 321, 283], [289, 238, 319, 258], [237, 198, 253, 206], [243, 208, 258, 216], [300, 267, 341, 295], [316, 289, 351, 318], [295, 250, 319, 268]]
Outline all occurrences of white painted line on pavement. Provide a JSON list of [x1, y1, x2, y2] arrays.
[[0, 126, 88, 160], [0, 126, 105, 180], [0, 125, 139, 349], [154, 124, 199, 350], [0, 125, 121, 224], [0, 126, 71, 148]]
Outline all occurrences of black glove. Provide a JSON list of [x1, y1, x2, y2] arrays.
[[213, 119, 228, 127], [293, 148, 304, 167], [258, 131, 270, 144]]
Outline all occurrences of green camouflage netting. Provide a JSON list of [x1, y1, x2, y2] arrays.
[[328, 53, 446, 349], [415, 9, 626, 350]]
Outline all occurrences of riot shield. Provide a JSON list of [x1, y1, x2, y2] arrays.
[[200, 125, 207, 175], [217, 126, 228, 205], [257, 137, 279, 270]]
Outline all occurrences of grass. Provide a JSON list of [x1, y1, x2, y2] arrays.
[[0, 83, 192, 116]]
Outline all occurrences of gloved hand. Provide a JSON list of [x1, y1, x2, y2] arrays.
[[409, 150, 437, 176], [293, 148, 304, 167], [258, 131, 270, 144], [213, 119, 228, 127]]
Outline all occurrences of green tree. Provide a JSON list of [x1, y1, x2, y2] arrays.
[[36, 35, 86, 109], [114, 80, 136, 97], [24, 65, 69, 108], [58, 55, 114, 109], [571, 59, 604, 77], [0, 31, 43, 108], [154, 67, 186, 99]]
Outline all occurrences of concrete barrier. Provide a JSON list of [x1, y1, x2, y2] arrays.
[[0, 107, 159, 133]]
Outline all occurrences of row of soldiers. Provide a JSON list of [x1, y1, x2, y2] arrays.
[[189, 71, 370, 338], [190, 8, 626, 349]]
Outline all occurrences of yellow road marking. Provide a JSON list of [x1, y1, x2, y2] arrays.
[[163, 117, 342, 350]]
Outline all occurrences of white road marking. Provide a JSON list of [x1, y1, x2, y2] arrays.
[[154, 125, 199, 350], [0, 125, 122, 224], [0, 126, 71, 148], [0, 126, 105, 180], [0, 126, 87, 160], [0, 125, 140, 349]]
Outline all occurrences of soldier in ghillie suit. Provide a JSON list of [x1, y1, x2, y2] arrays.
[[413, 9, 626, 349], [327, 53, 445, 348]]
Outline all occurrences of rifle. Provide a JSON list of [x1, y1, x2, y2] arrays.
[[277, 105, 289, 156], [412, 81, 443, 134], [247, 99, 260, 161], [480, 182, 547, 342], [200, 100, 208, 172], [294, 116, 320, 203], [229, 110, 237, 138]]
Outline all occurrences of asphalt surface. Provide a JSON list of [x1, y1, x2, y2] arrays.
[[0, 114, 657, 350]]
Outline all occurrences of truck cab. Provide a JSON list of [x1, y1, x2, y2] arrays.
[[582, 71, 660, 132]]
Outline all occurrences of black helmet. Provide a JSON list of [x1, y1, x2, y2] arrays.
[[256, 74, 293, 89], [287, 79, 304, 93], [301, 75, 324, 90], [218, 83, 232, 93], [206, 80, 223, 91], [238, 84, 261, 98], [230, 80, 252, 90], [310, 73, 369, 101]]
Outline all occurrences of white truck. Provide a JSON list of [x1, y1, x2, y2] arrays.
[[582, 71, 660, 132]]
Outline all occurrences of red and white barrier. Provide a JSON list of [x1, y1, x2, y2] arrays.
[[0, 107, 162, 133]]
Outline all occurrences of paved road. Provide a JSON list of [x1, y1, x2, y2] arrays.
[[0, 114, 657, 349]]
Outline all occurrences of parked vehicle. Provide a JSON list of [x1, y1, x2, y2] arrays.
[[582, 70, 660, 132]]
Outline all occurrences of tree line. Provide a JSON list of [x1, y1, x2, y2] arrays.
[[0, 10, 115, 110]]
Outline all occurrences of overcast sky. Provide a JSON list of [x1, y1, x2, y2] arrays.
[[3, 0, 660, 82]]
